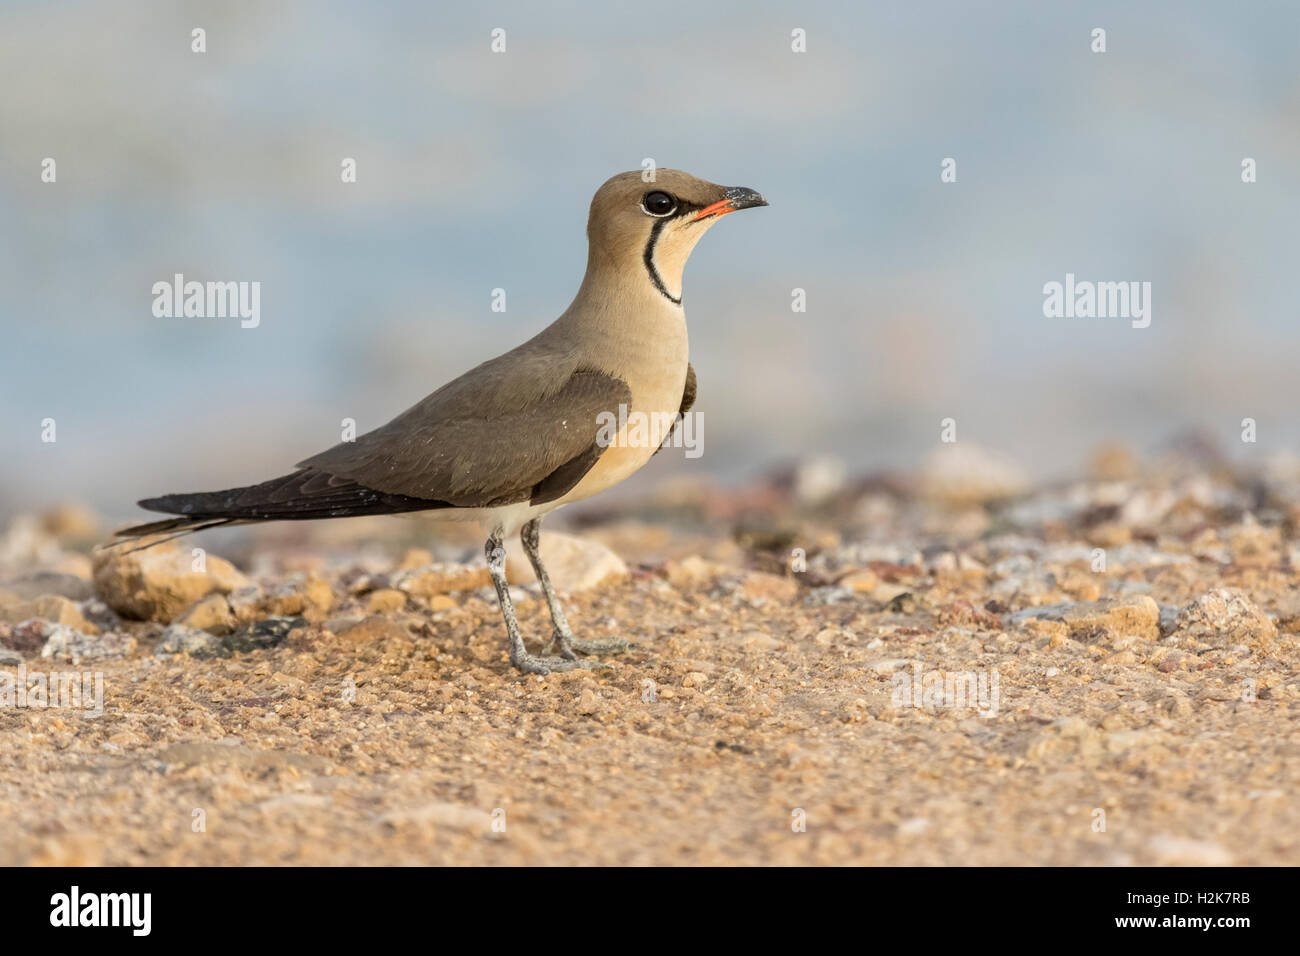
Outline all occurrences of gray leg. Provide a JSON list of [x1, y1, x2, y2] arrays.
[[485, 529, 593, 674], [521, 517, 633, 658]]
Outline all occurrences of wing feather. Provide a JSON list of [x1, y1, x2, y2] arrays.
[[298, 364, 631, 507]]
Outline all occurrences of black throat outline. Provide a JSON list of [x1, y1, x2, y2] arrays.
[[642, 218, 682, 305]]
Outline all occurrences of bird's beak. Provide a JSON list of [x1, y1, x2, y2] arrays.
[[692, 186, 769, 222]]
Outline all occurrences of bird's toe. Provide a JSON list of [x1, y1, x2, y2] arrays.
[[565, 635, 636, 656], [512, 653, 608, 675]]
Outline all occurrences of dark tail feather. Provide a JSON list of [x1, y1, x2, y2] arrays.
[[111, 517, 242, 552], [113, 469, 448, 549], [115, 515, 228, 538]]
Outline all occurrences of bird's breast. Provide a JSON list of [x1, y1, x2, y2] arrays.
[[558, 313, 689, 505]]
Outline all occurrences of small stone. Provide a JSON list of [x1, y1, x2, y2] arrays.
[[0, 594, 99, 635], [868, 658, 911, 675], [227, 585, 265, 620], [870, 583, 911, 605], [841, 700, 869, 723], [837, 569, 880, 593], [504, 533, 629, 593], [155, 617, 302, 659], [1226, 515, 1280, 568], [346, 574, 380, 595], [1156, 653, 1186, 673], [336, 616, 412, 645], [936, 600, 1002, 631], [664, 555, 729, 590], [812, 627, 839, 646], [1172, 588, 1276, 649], [394, 562, 490, 597], [175, 593, 237, 634], [223, 617, 306, 654], [0, 619, 49, 656], [1058, 572, 1101, 603], [791, 456, 847, 505], [249, 573, 335, 622], [395, 548, 434, 571], [881, 590, 916, 614], [155, 624, 225, 658], [322, 614, 365, 633], [366, 589, 407, 614], [927, 552, 958, 574], [92, 538, 251, 622], [918, 443, 1028, 505], [1060, 596, 1160, 640], [1020, 618, 1069, 641], [1086, 522, 1131, 548], [576, 688, 601, 715], [40, 623, 134, 660], [803, 586, 856, 606], [732, 630, 781, 651]]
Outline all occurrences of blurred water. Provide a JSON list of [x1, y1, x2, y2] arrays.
[[2, 0, 1298, 519]]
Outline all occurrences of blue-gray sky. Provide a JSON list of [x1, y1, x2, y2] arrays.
[[2, 0, 1298, 519]]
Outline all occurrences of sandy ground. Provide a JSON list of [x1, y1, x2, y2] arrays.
[[1, 441, 1298, 865]]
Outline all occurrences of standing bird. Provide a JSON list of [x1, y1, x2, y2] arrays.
[[116, 170, 768, 673]]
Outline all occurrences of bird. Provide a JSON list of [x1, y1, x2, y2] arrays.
[[115, 169, 768, 674]]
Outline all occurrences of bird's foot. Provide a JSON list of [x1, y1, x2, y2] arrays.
[[511, 650, 608, 675], [542, 630, 636, 658]]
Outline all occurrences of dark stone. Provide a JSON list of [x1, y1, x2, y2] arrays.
[[221, 617, 307, 654]]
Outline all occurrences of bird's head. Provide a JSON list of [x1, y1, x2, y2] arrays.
[[584, 169, 767, 304]]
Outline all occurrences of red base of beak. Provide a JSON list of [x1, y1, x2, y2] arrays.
[[692, 199, 736, 222]]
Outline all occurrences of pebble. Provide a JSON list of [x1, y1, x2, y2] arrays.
[[504, 533, 628, 593], [663, 555, 730, 590], [40, 623, 135, 660], [154, 624, 224, 658], [1061, 596, 1160, 640], [92, 539, 251, 622], [366, 589, 408, 614], [394, 562, 491, 597], [0, 594, 99, 635], [1171, 588, 1276, 648], [175, 593, 237, 634]]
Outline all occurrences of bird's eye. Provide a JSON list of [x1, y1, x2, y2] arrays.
[[641, 191, 677, 217]]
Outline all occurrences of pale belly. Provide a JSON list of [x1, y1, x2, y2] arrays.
[[556, 359, 688, 507], [561, 441, 659, 502]]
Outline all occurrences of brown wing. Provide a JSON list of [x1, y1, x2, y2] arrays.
[[680, 362, 697, 416], [655, 362, 696, 455], [298, 355, 631, 508]]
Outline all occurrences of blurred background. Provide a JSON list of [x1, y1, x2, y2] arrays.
[[2, 0, 1298, 523]]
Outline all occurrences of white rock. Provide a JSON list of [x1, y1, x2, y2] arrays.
[[504, 532, 627, 593]]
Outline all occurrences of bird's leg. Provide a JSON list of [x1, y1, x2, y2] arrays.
[[485, 529, 594, 674], [521, 517, 632, 658]]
